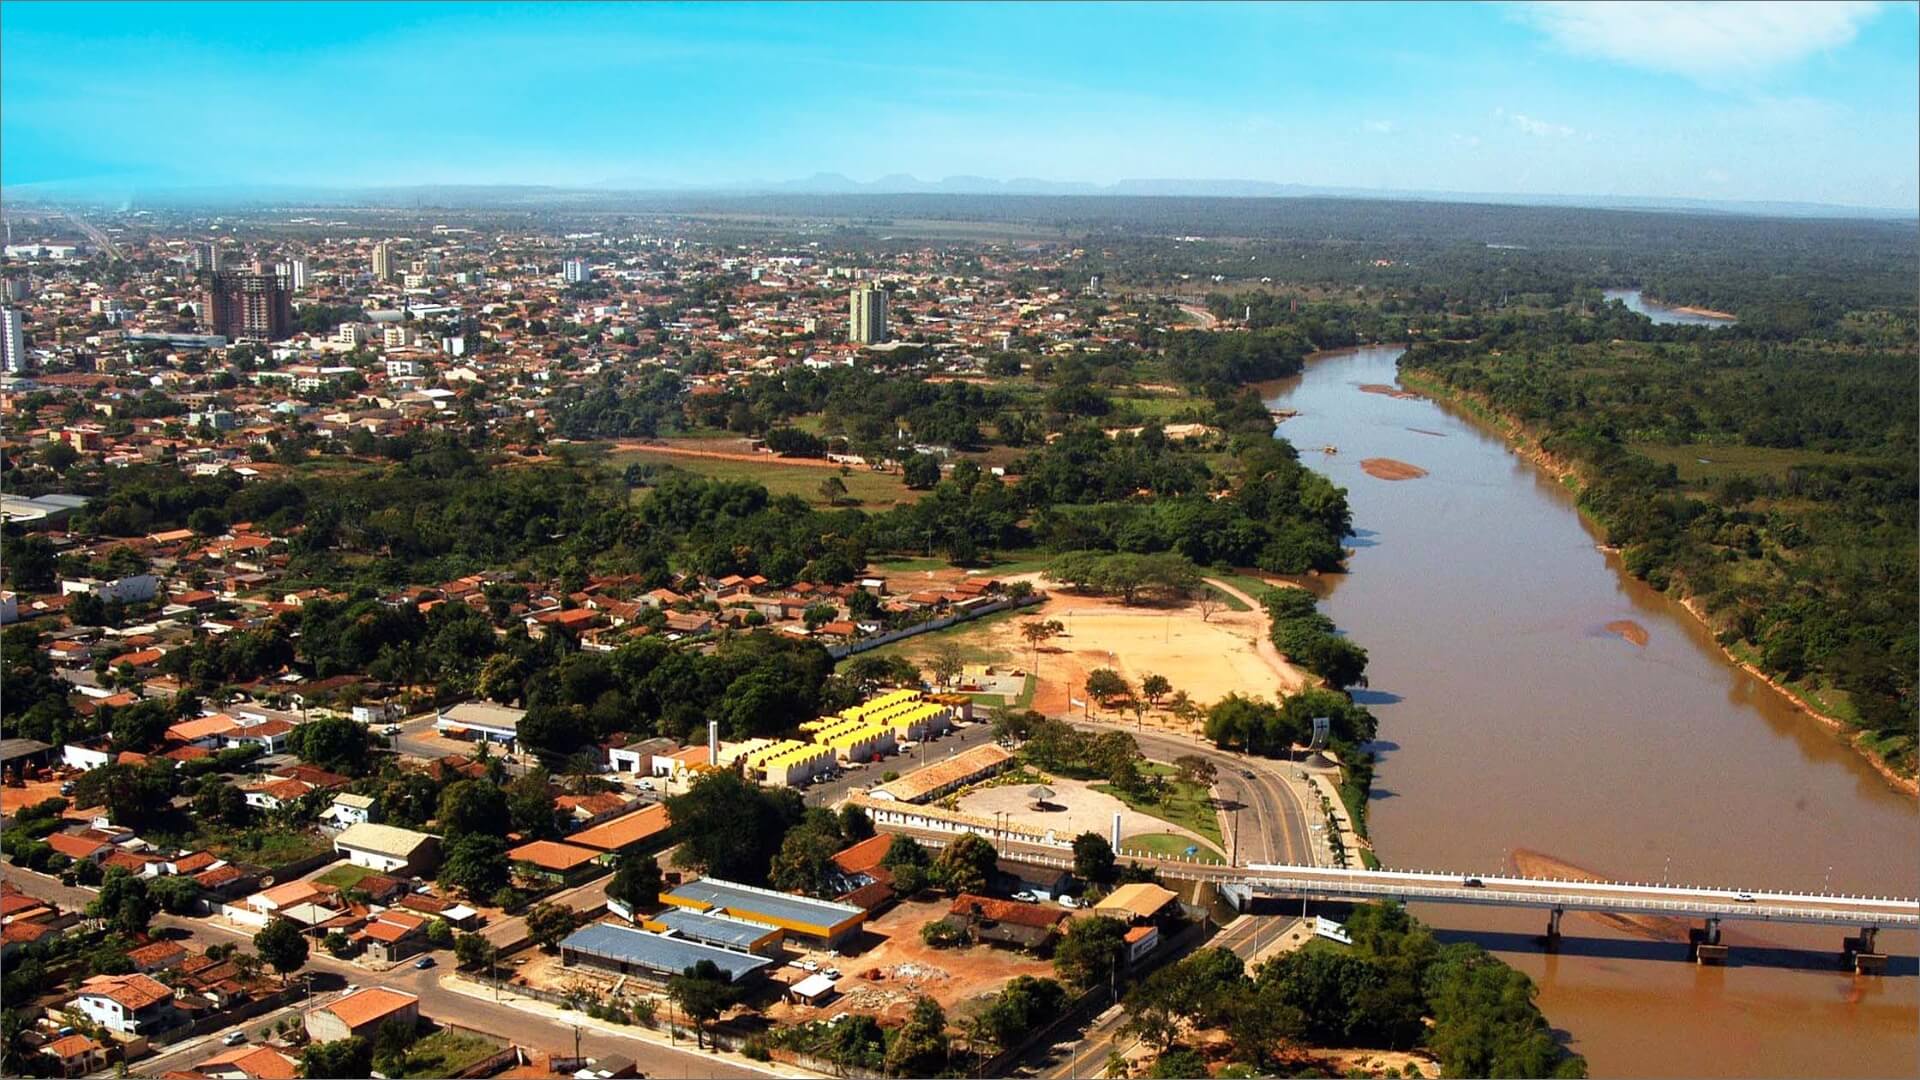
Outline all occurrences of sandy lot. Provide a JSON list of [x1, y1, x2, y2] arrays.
[[764, 897, 1057, 1026], [1, 779, 65, 815], [878, 573, 1312, 733], [1357, 383, 1421, 400], [1359, 457, 1428, 481], [957, 776, 1212, 849]]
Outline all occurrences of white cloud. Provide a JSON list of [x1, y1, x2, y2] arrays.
[[1510, 112, 1575, 137], [1363, 119, 1397, 135], [1514, 1, 1883, 82]]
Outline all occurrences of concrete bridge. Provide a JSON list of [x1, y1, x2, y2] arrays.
[[873, 817, 1918, 973]]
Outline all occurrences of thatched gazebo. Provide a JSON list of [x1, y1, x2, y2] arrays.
[[1026, 784, 1056, 810]]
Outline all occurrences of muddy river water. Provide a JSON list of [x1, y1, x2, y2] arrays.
[[1263, 345, 1917, 1077]]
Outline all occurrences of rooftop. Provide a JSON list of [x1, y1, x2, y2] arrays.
[[508, 839, 603, 871], [319, 986, 418, 1029], [560, 921, 772, 982], [334, 822, 437, 858], [665, 877, 864, 933], [568, 803, 670, 852]]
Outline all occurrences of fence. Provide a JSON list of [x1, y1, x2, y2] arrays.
[[826, 594, 1043, 659]]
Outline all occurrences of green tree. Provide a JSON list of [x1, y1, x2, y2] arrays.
[[1140, 673, 1172, 706], [1084, 668, 1130, 706], [664, 769, 803, 884], [254, 917, 310, 984], [1054, 916, 1129, 991], [286, 716, 374, 775], [525, 902, 580, 952], [372, 1018, 417, 1076], [885, 996, 950, 1077], [818, 476, 849, 507], [455, 933, 497, 971], [667, 959, 739, 1049], [505, 768, 559, 838], [324, 930, 354, 958], [437, 779, 510, 839], [770, 822, 843, 897], [1072, 831, 1117, 885], [608, 854, 664, 912], [902, 453, 942, 489], [87, 868, 154, 936], [932, 832, 997, 896], [300, 1037, 372, 1079], [439, 833, 511, 898]]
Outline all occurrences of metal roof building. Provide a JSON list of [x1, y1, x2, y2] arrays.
[[559, 922, 773, 984], [645, 907, 785, 956], [664, 877, 867, 948]]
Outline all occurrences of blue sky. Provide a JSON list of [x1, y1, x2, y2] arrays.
[[3, 1, 1915, 209]]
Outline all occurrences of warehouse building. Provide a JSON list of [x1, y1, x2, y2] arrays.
[[642, 907, 785, 957], [663, 877, 866, 950], [559, 922, 773, 984]]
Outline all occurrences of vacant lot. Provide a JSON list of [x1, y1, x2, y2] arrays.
[[765, 896, 1057, 1026], [609, 442, 917, 509]]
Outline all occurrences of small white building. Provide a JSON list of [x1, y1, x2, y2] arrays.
[[61, 574, 159, 605], [70, 974, 176, 1035], [322, 792, 378, 829], [333, 822, 439, 875], [435, 701, 526, 747]]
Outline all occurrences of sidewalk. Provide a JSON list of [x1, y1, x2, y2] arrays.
[[1305, 772, 1367, 866], [437, 973, 810, 1078]]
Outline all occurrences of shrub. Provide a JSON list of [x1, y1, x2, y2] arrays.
[[921, 918, 968, 948]]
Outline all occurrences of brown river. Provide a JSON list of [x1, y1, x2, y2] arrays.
[[1263, 345, 1918, 1077]]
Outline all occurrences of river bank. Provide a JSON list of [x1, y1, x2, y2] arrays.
[[1393, 365, 1917, 797]]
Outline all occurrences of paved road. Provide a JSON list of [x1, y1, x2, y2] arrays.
[[1064, 719, 1317, 868], [3, 868, 779, 1079], [1033, 913, 1302, 1079]]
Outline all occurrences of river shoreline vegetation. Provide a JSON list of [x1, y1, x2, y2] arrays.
[[1398, 324, 1917, 783]]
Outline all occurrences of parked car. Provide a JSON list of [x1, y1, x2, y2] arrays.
[[413, 956, 435, 969], [638, 779, 655, 791], [222, 1032, 247, 1046], [1462, 877, 1485, 888], [824, 967, 841, 978], [1012, 891, 1039, 903], [1058, 895, 1080, 909]]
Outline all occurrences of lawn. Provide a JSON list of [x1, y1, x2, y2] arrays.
[[610, 447, 918, 510], [314, 863, 381, 890], [963, 673, 1037, 712], [395, 1028, 502, 1078], [142, 814, 329, 869], [1629, 442, 1874, 487], [1120, 831, 1225, 863], [1092, 762, 1226, 853]]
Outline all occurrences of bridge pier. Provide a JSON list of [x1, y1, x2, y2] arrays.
[[1543, 906, 1563, 949], [1689, 917, 1728, 966], [1843, 927, 1887, 975]]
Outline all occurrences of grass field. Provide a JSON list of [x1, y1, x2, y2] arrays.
[[396, 1029, 502, 1079], [610, 447, 918, 509], [1119, 831, 1225, 863], [314, 863, 381, 890], [1093, 763, 1225, 852], [1630, 443, 1873, 486]]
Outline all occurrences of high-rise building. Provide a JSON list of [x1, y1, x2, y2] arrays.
[[191, 242, 223, 272], [204, 269, 292, 341], [372, 241, 395, 282], [275, 258, 308, 291], [1, 307, 27, 373], [849, 282, 888, 345], [563, 258, 591, 284]]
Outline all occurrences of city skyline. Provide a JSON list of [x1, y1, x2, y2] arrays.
[[2, 1, 1916, 212]]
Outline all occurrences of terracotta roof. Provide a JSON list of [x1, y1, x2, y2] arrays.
[[319, 987, 417, 1030], [44, 1034, 101, 1059], [45, 832, 110, 860], [198, 1046, 298, 1079], [508, 839, 602, 871], [166, 715, 240, 743], [128, 941, 187, 967], [77, 972, 173, 1011], [830, 834, 894, 876], [568, 803, 670, 852], [949, 893, 1066, 929]]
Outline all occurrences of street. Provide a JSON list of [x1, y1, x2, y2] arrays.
[[2, 867, 785, 1079]]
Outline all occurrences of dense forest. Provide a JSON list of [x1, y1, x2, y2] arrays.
[[1401, 326, 1917, 774]]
